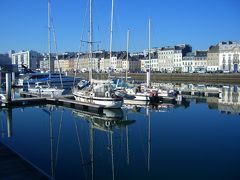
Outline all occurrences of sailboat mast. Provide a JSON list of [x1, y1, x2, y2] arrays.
[[125, 29, 130, 82], [48, 0, 52, 78], [89, 0, 93, 83], [109, 0, 114, 63], [147, 18, 151, 88]]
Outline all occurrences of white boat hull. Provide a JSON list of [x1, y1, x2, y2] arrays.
[[134, 94, 150, 101], [28, 88, 64, 97], [124, 99, 149, 105], [73, 92, 123, 109]]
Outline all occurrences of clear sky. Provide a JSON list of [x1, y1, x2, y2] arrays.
[[0, 0, 240, 54]]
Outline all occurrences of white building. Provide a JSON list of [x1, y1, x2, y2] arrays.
[[182, 51, 207, 73], [173, 50, 183, 72], [140, 53, 159, 72], [12, 50, 42, 71], [140, 59, 149, 72], [158, 49, 183, 73], [182, 53, 194, 73], [158, 44, 192, 73], [158, 48, 175, 73], [219, 41, 240, 72]]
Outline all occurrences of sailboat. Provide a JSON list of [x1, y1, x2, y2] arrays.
[[121, 19, 159, 104], [28, 0, 64, 97], [73, 0, 123, 108]]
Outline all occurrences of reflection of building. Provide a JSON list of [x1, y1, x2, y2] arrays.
[[220, 86, 239, 104], [218, 86, 240, 114]]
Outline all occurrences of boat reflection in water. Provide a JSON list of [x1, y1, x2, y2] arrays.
[[73, 108, 135, 133], [72, 108, 135, 180]]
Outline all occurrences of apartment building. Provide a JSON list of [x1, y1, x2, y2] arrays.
[[12, 50, 42, 71], [158, 44, 192, 73], [219, 41, 240, 72]]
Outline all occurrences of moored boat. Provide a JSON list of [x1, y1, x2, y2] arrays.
[[73, 79, 123, 108], [28, 82, 64, 97]]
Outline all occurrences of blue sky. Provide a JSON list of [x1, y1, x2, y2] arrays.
[[0, 0, 240, 53]]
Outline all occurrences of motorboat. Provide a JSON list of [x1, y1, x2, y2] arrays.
[[28, 82, 64, 97]]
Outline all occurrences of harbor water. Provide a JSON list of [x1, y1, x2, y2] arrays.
[[1, 83, 240, 180]]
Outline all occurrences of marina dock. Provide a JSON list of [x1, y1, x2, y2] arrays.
[[1, 92, 104, 114]]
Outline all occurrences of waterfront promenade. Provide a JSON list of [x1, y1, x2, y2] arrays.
[[70, 72, 240, 84]]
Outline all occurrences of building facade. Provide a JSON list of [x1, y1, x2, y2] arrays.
[[12, 50, 42, 71], [158, 44, 192, 73], [219, 41, 240, 73], [207, 44, 220, 72], [140, 53, 158, 72], [182, 52, 194, 73]]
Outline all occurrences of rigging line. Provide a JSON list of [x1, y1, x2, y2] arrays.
[[51, 17, 63, 89], [54, 109, 63, 172], [74, 116, 88, 180], [73, 0, 89, 88]]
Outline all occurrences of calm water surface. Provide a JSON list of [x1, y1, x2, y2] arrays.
[[1, 84, 240, 180]]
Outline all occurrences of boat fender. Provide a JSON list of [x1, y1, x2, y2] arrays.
[[105, 121, 111, 127], [105, 91, 110, 97], [90, 92, 95, 97]]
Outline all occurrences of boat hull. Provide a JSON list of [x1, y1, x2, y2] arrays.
[[28, 88, 64, 97], [73, 92, 123, 109]]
